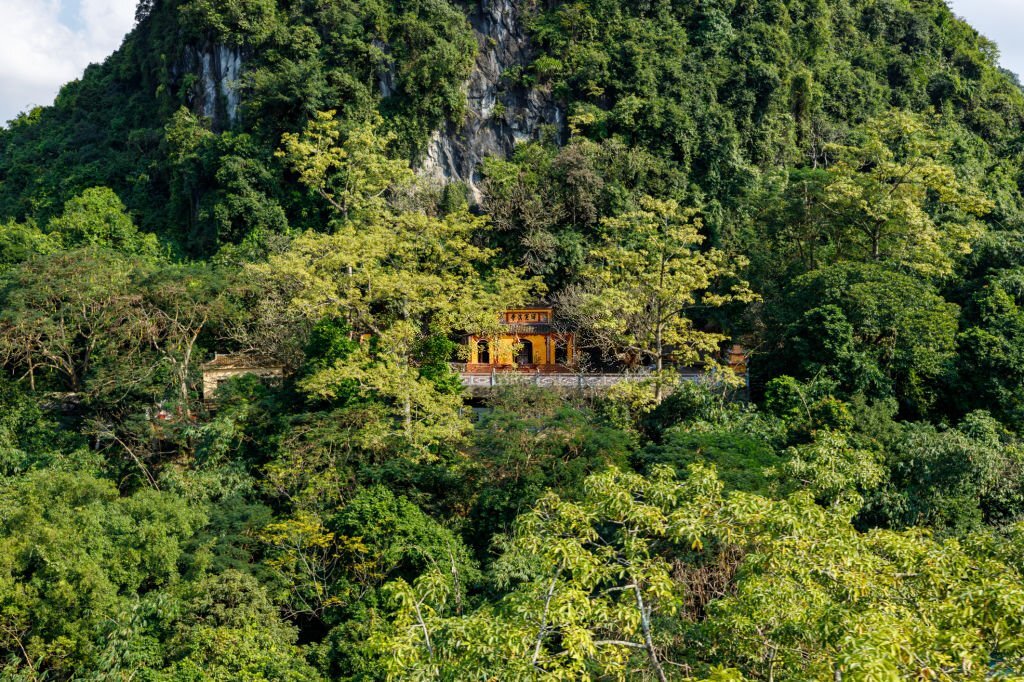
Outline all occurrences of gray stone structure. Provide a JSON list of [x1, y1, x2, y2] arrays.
[[201, 354, 284, 401], [454, 367, 709, 398]]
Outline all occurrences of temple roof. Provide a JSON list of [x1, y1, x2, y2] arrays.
[[201, 353, 284, 371]]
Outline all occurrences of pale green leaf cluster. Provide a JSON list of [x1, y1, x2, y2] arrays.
[[561, 196, 756, 392], [373, 465, 1024, 681], [277, 111, 413, 224], [823, 110, 993, 277]]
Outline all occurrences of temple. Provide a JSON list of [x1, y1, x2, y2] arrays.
[[466, 307, 575, 372], [457, 307, 737, 395]]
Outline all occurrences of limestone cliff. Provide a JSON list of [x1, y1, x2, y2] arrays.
[[184, 44, 243, 129], [419, 0, 563, 201]]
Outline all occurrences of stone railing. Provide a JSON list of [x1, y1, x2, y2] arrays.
[[456, 368, 706, 392]]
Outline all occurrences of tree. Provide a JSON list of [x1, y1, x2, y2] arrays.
[[638, 413, 783, 497], [45, 187, 162, 260], [560, 196, 756, 399], [180, 0, 280, 46], [0, 220, 58, 269], [772, 429, 884, 509], [867, 414, 1024, 533], [260, 486, 478, 630], [704, 492, 1024, 681], [0, 471, 204, 679], [375, 465, 1024, 681], [160, 570, 323, 681], [0, 376, 87, 478], [140, 263, 236, 408], [767, 262, 959, 417], [165, 108, 290, 253], [955, 268, 1024, 429], [249, 209, 538, 458], [0, 249, 157, 396], [466, 386, 634, 552], [821, 111, 992, 277], [277, 111, 413, 225], [374, 465, 727, 681]]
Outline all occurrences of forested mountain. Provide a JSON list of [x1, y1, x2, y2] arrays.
[[2, 0, 1024, 679]]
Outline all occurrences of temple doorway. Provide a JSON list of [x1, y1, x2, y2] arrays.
[[515, 339, 534, 366]]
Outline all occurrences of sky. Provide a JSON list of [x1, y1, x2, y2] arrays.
[[0, 0, 136, 125], [0, 1, 1023, 125], [947, 0, 1024, 79]]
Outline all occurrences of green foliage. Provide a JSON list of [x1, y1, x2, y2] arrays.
[[46, 187, 162, 259], [817, 110, 991, 276], [867, 414, 1024, 533], [560, 196, 756, 398], [165, 108, 290, 253], [0, 471, 204, 678], [467, 386, 634, 552], [766, 262, 959, 417], [374, 465, 724, 680], [0, 248, 156, 397], [303, 316, 359, 380], [639, 424, 781, 496], [2, 0, 1024, 678], [763, 375, 855, 437], [158, 571, 323, 681], [375, 465, 1024, 680], [704, 493, 1024, 681], [277, 112, 413, 224], [260, 486, 478, 677], [772, 429, 885, 509], [180, 0, 281, 46], [955, 268, 1024, 429], [0, 377, 89, 478], [480, 138, 685, 284], [0, 220, 58, 268]]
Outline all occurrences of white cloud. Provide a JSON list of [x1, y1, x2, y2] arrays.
[[0, 0, 136, 124], [80, 0, 139, 53]]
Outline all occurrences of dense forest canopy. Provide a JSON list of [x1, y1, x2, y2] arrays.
[[2, 0, 1024, 679]]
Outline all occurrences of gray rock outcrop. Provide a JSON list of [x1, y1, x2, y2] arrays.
[[187, 44, 243, 129], [419, 0, 563, 202]]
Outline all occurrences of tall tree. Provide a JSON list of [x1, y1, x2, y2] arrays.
[[250, 209, 537, 457], [0, 249, 157, 395], [560, 196, 755, 399], [255, 122, 541, 455], [276, 111, 413, 225], [822, 111, 993, 276], [140, 263, 236, 408]]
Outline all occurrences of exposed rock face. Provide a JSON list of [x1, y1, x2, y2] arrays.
[[187, 44, 243, 129], [419, 0, 563, 202], [373, 39, 398, 99]]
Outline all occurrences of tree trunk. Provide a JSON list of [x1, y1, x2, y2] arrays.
[[655, 323, 664, 403], [633, 583, 668, 682]]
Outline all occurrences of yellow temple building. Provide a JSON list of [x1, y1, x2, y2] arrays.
[[466, 307, 575, 372]]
